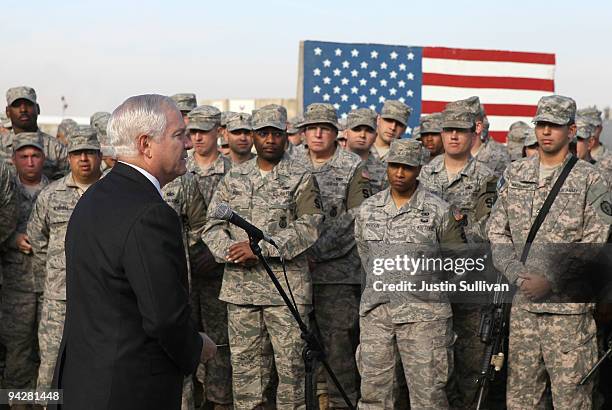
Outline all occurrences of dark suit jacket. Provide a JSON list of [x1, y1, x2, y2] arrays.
[[51, 162, 202, 410]]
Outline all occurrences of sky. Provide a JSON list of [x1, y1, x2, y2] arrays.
[[1, 0, 610, 117]]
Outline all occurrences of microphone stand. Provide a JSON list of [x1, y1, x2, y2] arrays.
[[248, 236, 356, 410]]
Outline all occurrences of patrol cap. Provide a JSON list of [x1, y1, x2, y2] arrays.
[[419, 113, 443, 134], [0, 112, 11, 128], [187, 105, 221, 132], [300, 103, 340, 129], [12, 132, 44, 152], [386, 139, 427, 166], [170, 93, 197, 113], [523, 128, 537, 147], [577, 106, 602, 127], [445, 96, 484, 119], [533, 95, 576, 126], [6, 86, 37, 106], [347, 108, 377, 130], [220, 111, 237, 128], [575, 116, 594, 140], [287, 116, 303, 134], [226, 113, 252, 132], [90, 112, 110, 128], [441, 107, 476, 129], [412, 126, 421, 140], [67, 126, 101, 153], [380, 100, 412, 126], [509, 120, 530, 131], [251, 104, 287, 131], [57, 118, 78, 139]]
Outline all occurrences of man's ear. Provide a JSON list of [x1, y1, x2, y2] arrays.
[[568, 123, 577, 139], [475, 121, 483, 136], [136, 134, 152, 158]]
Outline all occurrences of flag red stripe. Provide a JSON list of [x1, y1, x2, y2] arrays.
[[422, 73, 554, 91], [489, 131, 509, 143], [422, 101, 538, 117], [423, 47, 556, 65]]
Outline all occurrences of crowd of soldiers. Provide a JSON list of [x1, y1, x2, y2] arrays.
[[0, 84, 611, 410]]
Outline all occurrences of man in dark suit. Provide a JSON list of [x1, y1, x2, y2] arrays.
[[52, 94, 216, 410]]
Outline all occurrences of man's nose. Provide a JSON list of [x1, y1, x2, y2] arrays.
[[183, 134, 193, 150]]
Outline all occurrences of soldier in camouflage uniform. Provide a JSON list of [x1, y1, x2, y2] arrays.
[[487, 95, 612, 409], [345, 108, 388, 194], [226, 113, 256, 165], [90, 111, 116, 172], [506, 121, 531, 161], [0, 112, 11, 138], [355, 139, 465, 409], [203, 104, 324, 409], [418, 103, 497, 409], [579, 106, 609, 162], [371, 100, 411, 163], [286, 116, 306, 158], [28, 126, 102, 391], [182, 106, 235, 409], [454, 97, 510, 178], [171, 93, 198, 122], [56, 118, 77, 145], [523, 127, 538, 158], [292, 103, 371, 408], [2, 87, 68, 179], [416, 113, 444, 162], [0, 133, 49, 393]]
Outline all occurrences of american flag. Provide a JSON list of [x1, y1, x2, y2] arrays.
[[298, 40, 555, 142]]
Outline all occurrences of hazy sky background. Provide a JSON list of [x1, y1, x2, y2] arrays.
[[1, 0, 610, 117]]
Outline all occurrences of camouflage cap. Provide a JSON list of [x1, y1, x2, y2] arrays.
[[300, 103, 340, 129], [57, 118, 78, 136], [419, 113, 443, 134], [509, 120, 530, 131], [507, 126, 529, 160], [347, 108, 377, 130], [533, 95, 576, 125], [287, 116, 303, 134], [575, 116, 594, 140], [441, 107, 476, 129], [380, 100, 412, 126], [0, 112, 11, 128], [226, 112, 252, 132], [12, 132, 44, 152], [90, 112, 111, 129], [187, 105, 221, 132], [445, 96, 484, 119], [6, 86, 37, 106], [252, 104, 287, 131], [386, 139, 427, 166], [577, 106, 602, 127], [523, 128, 538, 147], [413, 126, 421, 140], [220, 111, 237, 128], [170, 93, 197, 112], [67, 126, 101, 153]]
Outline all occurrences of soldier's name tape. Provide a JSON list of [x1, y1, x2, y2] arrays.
[[0, 389, 62, 404]]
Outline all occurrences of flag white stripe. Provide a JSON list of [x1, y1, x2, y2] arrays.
[[486, 115, 534, 132], [422, 85, 550, 105], [423, 58, 555, 80]]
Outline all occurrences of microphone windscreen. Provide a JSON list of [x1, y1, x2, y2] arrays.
[[211, 202, 233, 221]]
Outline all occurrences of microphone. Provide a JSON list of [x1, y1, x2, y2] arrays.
[[211, 202, 277, 246]]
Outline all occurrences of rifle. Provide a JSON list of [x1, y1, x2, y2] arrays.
[[474, 274, 511, 410]]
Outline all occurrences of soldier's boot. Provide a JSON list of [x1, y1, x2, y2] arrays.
[[318, 393, 329, 410]]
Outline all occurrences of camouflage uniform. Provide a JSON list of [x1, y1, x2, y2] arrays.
[[355, 139, 463, 409], [371, 100, 412, 163], [578, 108, 612, 183], [226, 113, 256, 165], [0, 133, 49, 390], [418, 106, 497, 408], [416, 113, 442, 164], [184, 107, 236, 407], [487, 95, 612, 409], [293, 103, 371, 408], [1, 87, 69, 179], [203, 105, 324, 410], [347, 108, 388, 195], [27, 127, 101, 390]]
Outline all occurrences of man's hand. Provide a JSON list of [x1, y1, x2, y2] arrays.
[[226, 241, 258, 266], [200, 332, 217, 363], [519, 273, 552, 301], [16, 233, 32, 254]]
